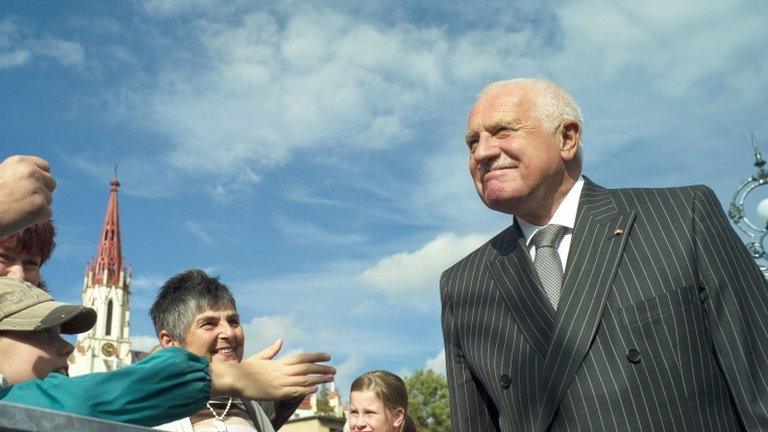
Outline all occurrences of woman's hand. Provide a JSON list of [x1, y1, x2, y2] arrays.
[[210, 339, 336, 400]]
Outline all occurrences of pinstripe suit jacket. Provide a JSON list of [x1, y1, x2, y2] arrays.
[[441, 179, 768, 431]]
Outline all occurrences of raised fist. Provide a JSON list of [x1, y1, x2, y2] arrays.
[[0, 155, 56, 237]]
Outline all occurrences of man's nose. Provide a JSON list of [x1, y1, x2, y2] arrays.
[[58, 339, 75, 358], [473, 133, 501, 162]]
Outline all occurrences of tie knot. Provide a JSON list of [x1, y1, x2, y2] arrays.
[[532, 224, 568, 249]]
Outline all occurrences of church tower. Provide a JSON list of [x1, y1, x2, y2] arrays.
[[69, 175, 132, 375]]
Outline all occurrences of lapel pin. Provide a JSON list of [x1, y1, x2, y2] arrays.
[[613, 228, 624, 236]]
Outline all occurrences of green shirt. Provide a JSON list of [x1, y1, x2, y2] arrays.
[[0, 347, 211, 427]]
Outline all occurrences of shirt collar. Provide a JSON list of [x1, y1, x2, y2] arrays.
[[517, 176, 585, 246]]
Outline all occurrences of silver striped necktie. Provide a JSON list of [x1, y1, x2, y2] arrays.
[[532, 224, 568, 309]]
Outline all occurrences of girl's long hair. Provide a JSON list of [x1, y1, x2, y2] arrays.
[[350, 370, 417, 432]]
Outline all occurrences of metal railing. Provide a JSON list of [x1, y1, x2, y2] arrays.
[[0, 401, 152, 432]]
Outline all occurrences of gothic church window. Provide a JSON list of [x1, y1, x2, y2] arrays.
[[105, 299, 113, 336]]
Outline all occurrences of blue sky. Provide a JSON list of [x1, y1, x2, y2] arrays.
[[2, 0, 767, 397]]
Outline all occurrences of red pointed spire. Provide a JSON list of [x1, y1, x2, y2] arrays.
[[87, 173, 125, 287]]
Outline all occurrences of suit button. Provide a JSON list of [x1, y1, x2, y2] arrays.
[[627, 349, 641, 364], [700, 290, 710, 315], [500, 374, 511, 389], [699, 290, 709, 302]]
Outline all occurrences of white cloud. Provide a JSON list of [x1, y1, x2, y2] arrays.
[[65, 16, 124, 35], [185, 221, 215, 245], [111, 5, 523, 219], [351, 299, 376, 317], [335, 353, 365, 398], [129, 274, 166, 293], [99, 0, 767, 237], [448, 28, 537, 83], [425, 349, 446, 376], [136, 7, 508, 182], [0, 18, 30, 69], [272, 216, 365, 246], [407, 140, 511, 232], [555, 0, 768, 98], [281, 185, 345, 207], [231, 262, 445, 387], [204, 168, 262, 202], [131, 334, 160, 353], [139, 0, 235, 17], [359, 232, 490, 298], [0, 17, 85, 70], [64, 154, 184, 199], [0, 50, 30, 69], [32, 38, 85, 68], [355, 114, 412, 150], [0, 17, 22, 47], [243, 314, 307, 358], [16, 1, 768, 204], [233, 260, 365, 313]]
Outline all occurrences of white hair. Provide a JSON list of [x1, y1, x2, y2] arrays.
[[478, 78, 584, 134]]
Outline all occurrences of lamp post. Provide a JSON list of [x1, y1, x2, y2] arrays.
[[728, 133, 768, 277]]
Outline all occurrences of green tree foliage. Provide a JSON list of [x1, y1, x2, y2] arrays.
[[315, 386, 338, 417], [404, 369, 451, 432]]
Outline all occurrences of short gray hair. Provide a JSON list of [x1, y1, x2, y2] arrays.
[[149, 269, 237, 342], [478, 78, 584, 134]]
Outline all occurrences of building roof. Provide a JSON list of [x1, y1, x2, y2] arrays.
[[86, 174, 128, 287]]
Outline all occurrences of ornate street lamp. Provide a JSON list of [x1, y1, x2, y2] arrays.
[[728, 133, 768, 277]]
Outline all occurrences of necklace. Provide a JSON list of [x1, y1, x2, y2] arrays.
[[206, 397, 233, 432]]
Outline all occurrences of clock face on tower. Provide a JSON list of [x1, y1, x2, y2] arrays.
[[101, 342, 116, 357]]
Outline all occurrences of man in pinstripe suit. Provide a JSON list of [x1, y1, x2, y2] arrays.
[[441, 78, 768, 431]]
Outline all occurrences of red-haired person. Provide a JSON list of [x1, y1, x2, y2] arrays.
[[0, 220, 55, 289]]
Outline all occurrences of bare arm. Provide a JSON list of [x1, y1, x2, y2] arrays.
[[211, 347, 335, 401]]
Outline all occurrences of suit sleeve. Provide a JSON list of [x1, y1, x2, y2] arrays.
[[441, 271, 500, 432], [693, 186, 768, 430]]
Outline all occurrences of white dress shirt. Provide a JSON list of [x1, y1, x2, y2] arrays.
[[517, 177, 584, 270]]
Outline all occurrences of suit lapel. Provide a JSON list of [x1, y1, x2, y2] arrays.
[[538, 180, 636, 430], [488, 222, 555, 360]]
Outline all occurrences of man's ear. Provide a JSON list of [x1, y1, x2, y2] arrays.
[[158, 330, 181, 348], [558, 119, 581, 161]]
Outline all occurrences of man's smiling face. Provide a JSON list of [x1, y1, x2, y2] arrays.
[[466, 84, 566, 219], [182, 308, 244, 363]]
